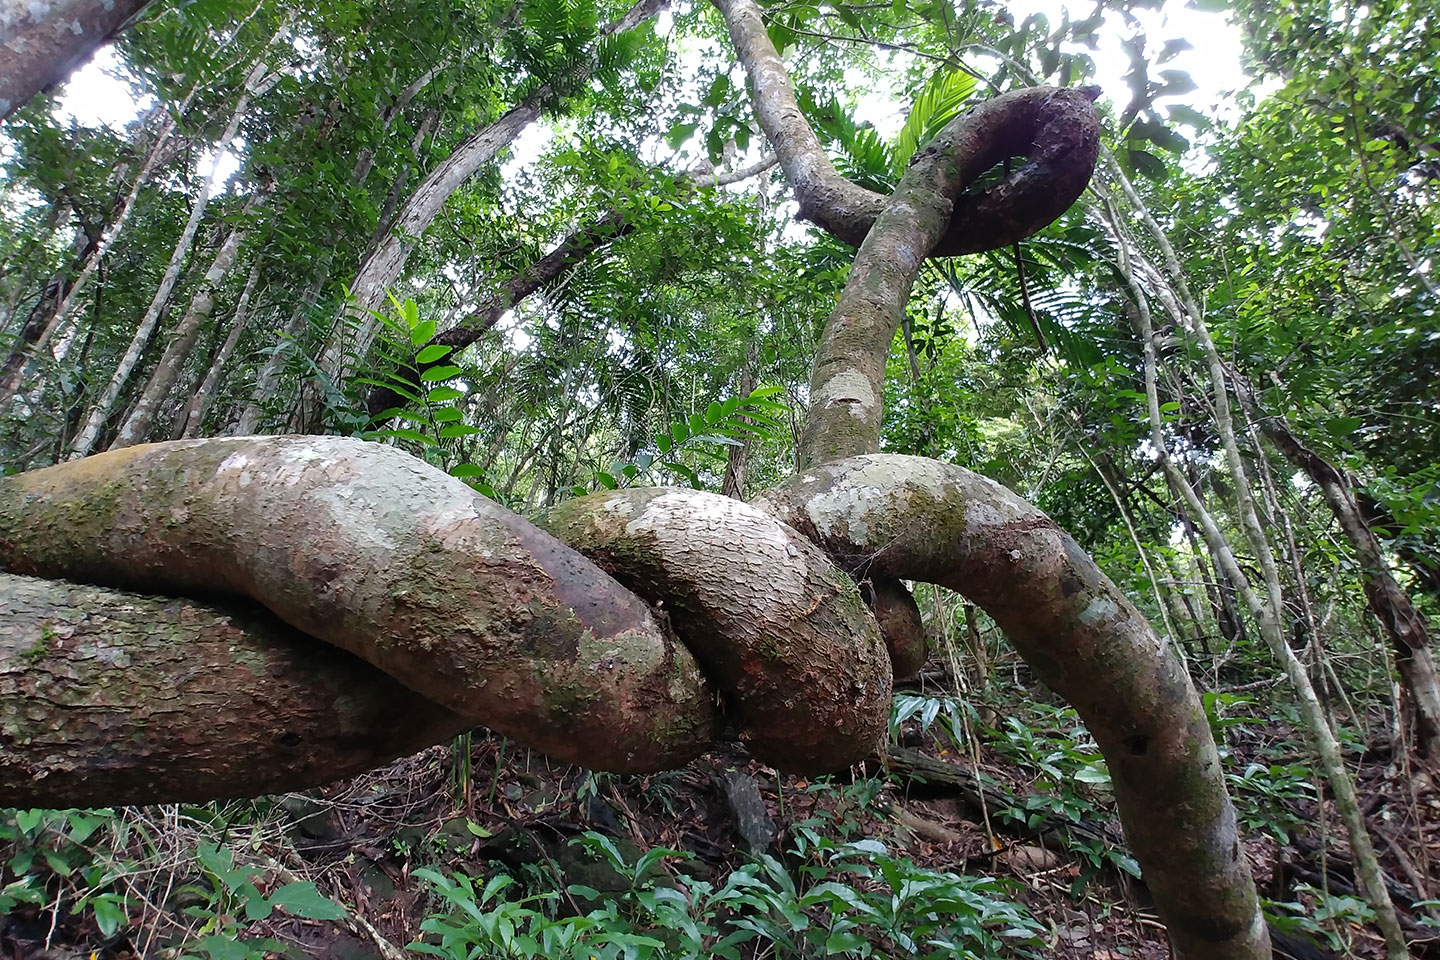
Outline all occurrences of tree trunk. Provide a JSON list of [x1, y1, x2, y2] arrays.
[[713, 0, 1266, 948], [67, 57, 272, 458], [314, 0, 668, 384], [1101, 167, 1407, 959], [110, 192, 264, 448], [0, 112, 180, 411], [178, 255, 264, 438], [233, 268, 326, 434], [1236, 374, 1440, 762], [720, 343, 758, 499], [0, 572, 466, 807], [0, 0, 153, 119]]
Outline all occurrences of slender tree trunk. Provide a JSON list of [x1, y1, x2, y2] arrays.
[[67, 58, 273, 458], [178, 256, 263, 438], [1234, 373, 1440, 761], [0, 221, 102, 393], [0, 113, 181, 411], [327, 98, 542, 375], [721, 345, 758, 499], [314, 0, 668, 383], [233, 269, 326, 434], [110, 193, 265, 448], [1101, 171, 1409, 960], [365, 109, 439, 251]]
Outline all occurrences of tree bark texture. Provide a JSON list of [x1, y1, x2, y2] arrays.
[[0, 0, 152, 118], [0, 436, 1276, 960], [0, 437, 720, 777], [541, 487, 890, 771], [714, 0, 1261, 950], [0, 573, 466, 807], [752, 455, 1268, 960]]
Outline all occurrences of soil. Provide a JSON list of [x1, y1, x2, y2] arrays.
[[1, 709, 1436, 960]]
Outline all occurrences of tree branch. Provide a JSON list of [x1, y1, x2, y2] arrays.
[[713, 0, 1099, 255]]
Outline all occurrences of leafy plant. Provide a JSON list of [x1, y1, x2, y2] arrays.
[[574, 385, 788, 494], [410, 824, 1043, 960], [889, 693, 969, 754], [172, 842, 346, 960]]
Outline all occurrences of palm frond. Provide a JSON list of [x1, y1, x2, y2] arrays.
[[893, 68, 980, 172]]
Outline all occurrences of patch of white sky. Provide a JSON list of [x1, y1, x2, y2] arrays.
[[852, 0, 1257, 137], [12, 46, 248, 195]]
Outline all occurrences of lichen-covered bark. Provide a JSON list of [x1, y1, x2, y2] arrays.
[[0, 573, 466, 807], [541, 488, 891, 772], [754, 455, 1267, 960], [0, 437, 719, 774], [0, 0, 152, 119]]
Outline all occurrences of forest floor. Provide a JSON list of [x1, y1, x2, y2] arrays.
[[2, 693, 1437, 960]]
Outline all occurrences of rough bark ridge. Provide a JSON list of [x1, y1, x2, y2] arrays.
[[0, 573, 466, 807]]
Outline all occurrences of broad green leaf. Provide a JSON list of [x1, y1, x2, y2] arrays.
[[269, 881, 347, 920], [439, 424, 483, 438], [415, 344, 453, 363], [401, 299, 420, 329], [450, 463, 487, 477], [193, 935, 252, 960], [666, 120, 699, 149]]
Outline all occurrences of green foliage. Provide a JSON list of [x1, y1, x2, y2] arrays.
[[360, 294, 793, 498], [889, 693, 968, 753], [409, 826, 1043, 959], [574, 385, 789, 494], [1266, 884, 1378, 954], [974, 704, 1139, 884], [176, 844, 347, 959], [892, 69, 979, 170], [1, 806, 345, 957]]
